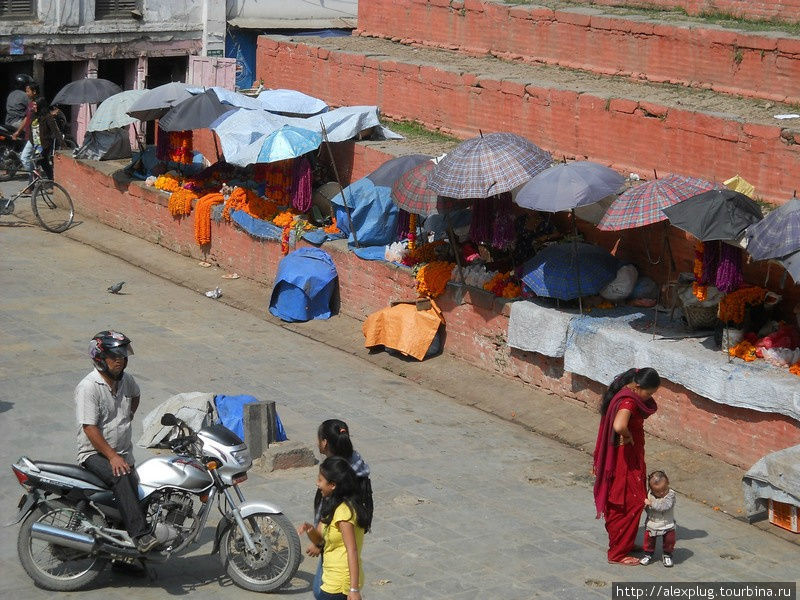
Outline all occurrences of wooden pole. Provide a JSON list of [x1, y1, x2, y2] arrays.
[[320, 120, 359, 248]]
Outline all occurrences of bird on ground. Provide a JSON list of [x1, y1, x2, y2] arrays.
[[107, 281, 125, 294]]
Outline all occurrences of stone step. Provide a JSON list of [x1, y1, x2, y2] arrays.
[[256, 34, 800, 205], [357, 0, 800, 104], [571, 0, 800, 24]]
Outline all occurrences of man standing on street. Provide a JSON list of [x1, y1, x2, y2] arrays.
[[4, 74, 32, 129], [10, 80, 40, 179], [75, 330, 158, 553]]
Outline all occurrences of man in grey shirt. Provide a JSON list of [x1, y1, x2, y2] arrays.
[[75, 330, 158, 553], [4, 74, 31, 128]]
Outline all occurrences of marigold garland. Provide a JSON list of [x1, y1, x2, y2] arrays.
[[408, 213, 417, 251], [281, 225, 291, 256], [273, 210, 299, 228], [323, 217, 341, 234], [402, 240, 446, 267], [718, 286, 767, 325], [790, 362, 800, 377], [193, 193, 224, 245], [154, 174, 181, 193], [223, 186, 280, 222], [729, 340, 758, 362], [416, 261, 454, 298], [692, 241, 707, 301], [168, 188, 199, 217], [483, 271, 522, 298]]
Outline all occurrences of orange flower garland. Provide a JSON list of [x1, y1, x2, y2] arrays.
[[416, 261, 454, 298], [402, 240, 446, 267], [692, 241, 707, 301], [729, 340, 758, 362], [718, 286, 767, 325], [790, 362, 800, 377], [155, 174, 181, 193], [323, 217, 341, 235], [273, 210, 298, 228], [223, 186, 280, 222], [483, 271, 523, 298], [168, 188, 199, 216], [408, 213, 417, 251], [193, 193, 224, 245]]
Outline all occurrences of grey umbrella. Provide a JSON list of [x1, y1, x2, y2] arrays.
[[157, 88, 229, 132], [366, 154, 432, 188], [126, 82, 194, 122], [779, 251, 800, 283], [52, 78, 122, 106], [662, 189, 763, 241], [513, 161, 625, 212], [745, 197, 800, 260]]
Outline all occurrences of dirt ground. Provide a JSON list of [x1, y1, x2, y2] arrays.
[[278, 34, 795, 127]]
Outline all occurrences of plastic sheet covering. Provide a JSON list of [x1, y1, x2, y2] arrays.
[[743, 444, 800, 516], [73, 128, 132, 161], [137, 392, 217, 448]]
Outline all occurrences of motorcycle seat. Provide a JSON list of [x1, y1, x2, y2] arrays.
[[33, 461, 108, 489]]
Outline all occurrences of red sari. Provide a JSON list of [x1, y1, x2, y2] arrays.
[[593, 388, 656, 562]]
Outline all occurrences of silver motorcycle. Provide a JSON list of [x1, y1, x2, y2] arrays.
[[9, 413, 301, 592]]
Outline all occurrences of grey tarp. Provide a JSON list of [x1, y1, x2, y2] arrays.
[[73, 128, 132, 161], [742, 444, 800, 517], [137, 392, 217, 448]]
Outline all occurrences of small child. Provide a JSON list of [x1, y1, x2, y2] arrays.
[[640, 470, 677, 567]]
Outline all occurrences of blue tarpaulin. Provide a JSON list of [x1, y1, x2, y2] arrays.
[[226, 29, 258, 90], [331, 177, 399, 257], [269, 248, 338, 322], [214, 394, 288, 442]]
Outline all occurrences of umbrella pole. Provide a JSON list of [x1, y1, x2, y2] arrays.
[[571, 210, 583, 315], [212, 131, 221, 162], [320, 120, 360, 248]]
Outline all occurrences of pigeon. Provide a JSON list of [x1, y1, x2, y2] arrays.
[[107, 281, 125, 294]]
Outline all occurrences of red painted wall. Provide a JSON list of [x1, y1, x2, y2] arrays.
[[54, 152, 800, 469], [357, 0, 800, 104], [575, 0, 800, 23], [255, 37, 800, 207]]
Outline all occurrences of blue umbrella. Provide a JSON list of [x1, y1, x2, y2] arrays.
[[521, 243, 620, 301], [514, 161, 625, 212], [255, 125, 322, 164], [745, 197, 800, 260]]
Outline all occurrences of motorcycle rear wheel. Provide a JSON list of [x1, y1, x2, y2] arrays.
[[17, 499, 108, 591], [0, 147, 22, 181], [219, 511, 301, 592]]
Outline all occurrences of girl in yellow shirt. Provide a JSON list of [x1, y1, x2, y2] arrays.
[[299, 456, 367, 600]]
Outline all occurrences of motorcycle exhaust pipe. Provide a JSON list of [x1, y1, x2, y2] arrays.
[[30, 522, 96, 553]]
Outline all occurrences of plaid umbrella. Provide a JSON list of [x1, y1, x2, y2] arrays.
[[427, 132, 552, 199], [520, 242, 620, 301], [662, 189, 763, 241], [598, 174, 718, 231], [391, 161, 463, 216], [745, 197, 800, 260]]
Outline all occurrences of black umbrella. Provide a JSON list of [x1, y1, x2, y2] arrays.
[[157, 88, 228, 132], [366, 154, 432, 187], [52, 78, 122, 106], [661, 189, 763, 241]]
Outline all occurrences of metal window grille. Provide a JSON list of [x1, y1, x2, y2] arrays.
[[0, 0, 35, 17], [95, 0, 139, 19]]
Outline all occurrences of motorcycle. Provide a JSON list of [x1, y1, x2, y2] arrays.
[[9, 413, 301, 592], [0, 123, 24, 181]]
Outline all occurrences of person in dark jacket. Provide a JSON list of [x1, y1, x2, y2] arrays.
[[32, 97, 66, 179]]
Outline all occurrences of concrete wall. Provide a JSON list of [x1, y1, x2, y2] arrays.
[[54, 151, 800, 469], [357, 0, 800, 104]]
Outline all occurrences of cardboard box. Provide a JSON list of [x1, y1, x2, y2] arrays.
[[768, 499, 799, 533]]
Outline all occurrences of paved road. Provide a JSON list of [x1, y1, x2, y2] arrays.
[[1, 184, 798, 599]]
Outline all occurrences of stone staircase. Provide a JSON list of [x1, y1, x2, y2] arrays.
[[256, 0, 800, 206]]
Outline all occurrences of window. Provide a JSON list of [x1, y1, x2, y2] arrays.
[[0, 0, 35, 18], [95, 0, 139, 19]]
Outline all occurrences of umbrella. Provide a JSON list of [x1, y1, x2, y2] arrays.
[[255, 125, 322, 164], [257, 89, 328, 116], [52, 78, 122, 106], [779, 251, 800, 283], [598, 174, 719, 231], [745, 198, 800, 260], [520, 242, 620, 301], [391, 161, 462, 217], [87, 89, 148, 132], [514, 161, 625, 212], [662, 188, 763, 241], [366, 154, 431, 188], [126, 82, 194, 122], [158, 88, 229, 132], [427, 132, 552, 199]]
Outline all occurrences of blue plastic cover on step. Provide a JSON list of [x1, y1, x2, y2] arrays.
[[269, 247, 338, 322]]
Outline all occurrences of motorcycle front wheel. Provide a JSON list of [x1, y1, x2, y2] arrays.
[[0, 147, 22, 181], [219, 511, 301, 592], [17, 499, 107, 591]]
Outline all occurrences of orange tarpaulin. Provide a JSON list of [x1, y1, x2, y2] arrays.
[[362, 299, 445, 361]]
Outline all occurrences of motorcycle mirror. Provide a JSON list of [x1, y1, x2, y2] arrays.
[[160, 413, 178, 426]]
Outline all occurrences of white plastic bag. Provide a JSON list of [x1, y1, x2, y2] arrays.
[[600, 264, 638, 301]]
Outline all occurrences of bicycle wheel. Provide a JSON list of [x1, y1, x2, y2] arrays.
[[0, 147, 22, 181], [31, 180, 74, 232]]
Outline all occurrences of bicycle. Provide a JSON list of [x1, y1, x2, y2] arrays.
[[0, 154, 74, 233]]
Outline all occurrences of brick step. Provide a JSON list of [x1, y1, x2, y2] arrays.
[[357, 0, 800, 104], [257, 34, 800, 205], [569, 0, 800, 24]]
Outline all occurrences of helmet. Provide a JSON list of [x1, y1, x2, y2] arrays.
[[89, 330, 134, 374], [14, 74, 33, 90]]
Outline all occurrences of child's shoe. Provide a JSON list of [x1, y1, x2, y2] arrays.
[[663, 554, 674, 568], [639, 554, 654, 566]]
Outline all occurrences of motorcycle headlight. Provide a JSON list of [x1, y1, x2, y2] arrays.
[[231, 449, 251, 466]]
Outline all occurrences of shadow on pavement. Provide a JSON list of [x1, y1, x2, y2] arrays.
[[676, 525, 708, 540]]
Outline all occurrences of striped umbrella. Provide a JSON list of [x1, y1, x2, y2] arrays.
[[745, 197, 800, 260], [598, 174, 719, 231], [391, 161, 462, 216], [426, 132, 552, 199]]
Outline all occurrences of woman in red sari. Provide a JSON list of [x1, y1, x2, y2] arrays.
[[593, 367, 660, 565]]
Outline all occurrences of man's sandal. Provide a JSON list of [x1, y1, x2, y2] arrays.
[[608, 556, 640, 566]]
